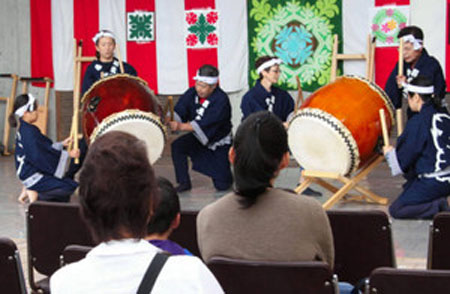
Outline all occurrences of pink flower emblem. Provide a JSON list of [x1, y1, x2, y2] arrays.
[[399, 22, 406, 29], [386, 9, 394, 17], [206, 11, 218, 24], [207, 33, 218, 45], [386, 36, 394, 44], [381, 22, 390, 33], [186, 12, 198, 25], [371, 24, 379, 31], [186, 34, 198, 46]]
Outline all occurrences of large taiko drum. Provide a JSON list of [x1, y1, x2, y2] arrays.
[[82, 74, 166, 164], [288, 76, 394, 175]]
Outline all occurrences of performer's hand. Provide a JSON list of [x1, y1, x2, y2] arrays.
[[283, 122, 289, 129], [69, 148, 80, 159], [396, 75, 406, 89], [62, 136, 73, 147], [382, 145, 394, 155], [169, 121, 179, 131]]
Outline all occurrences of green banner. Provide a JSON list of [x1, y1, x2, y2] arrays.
[[248, 0, 342, 92]]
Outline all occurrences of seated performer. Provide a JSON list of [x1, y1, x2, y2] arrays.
[[242, 55, 321, 196], [50, 131, 223, 293], [241, 56, 294, 123], [385, 26, 446, 117], [384, 76, 450, 219], [197, 111, 334, 265], [146, 177, 193, 255], [8, 94, 79, 203], [169, 64, 233, 192], [81, 29, 137, 94]]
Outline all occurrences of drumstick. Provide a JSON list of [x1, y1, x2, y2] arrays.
[[115, 44, 125, 74], [398, 38, 404, 78], [295, 76, 303, 114], [379, 109, 389, 147], [71, 40, 83, 164], [168, 96, 174, 121], [396, 109, 403, 136]]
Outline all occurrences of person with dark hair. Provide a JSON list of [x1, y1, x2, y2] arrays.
[[50, 131, 223, 293], [384, 76, 450, 219], [9, 94, 79, 203], [146, 177, 192, 255], [385, 25, 446, 117], [197, 111, 333, 265], [81, 30, 137, 94], [241, 56, 294, 123], [169, 64, 233, 192]]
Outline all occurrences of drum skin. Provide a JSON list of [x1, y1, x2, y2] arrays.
[[297, 76, 394, 172], [82, 74, 163, 143]]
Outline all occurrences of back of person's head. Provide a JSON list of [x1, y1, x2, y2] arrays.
[[8, 94, 37, 128], [398, 25, 424, 41], [147, 177, 181, 235], [407, 75, 439, 107], [79, 131, 157, 243], [198, 64, 219, 77], [233, 111, 288, 208]]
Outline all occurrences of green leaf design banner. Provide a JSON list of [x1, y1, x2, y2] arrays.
[[248, 0, 342, 92]]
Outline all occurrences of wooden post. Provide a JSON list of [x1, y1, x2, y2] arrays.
[[168, 96, 174, 121], [365, 34, 372, 79], [379, 109, 389, 147], [295, 76, 304, 114], [2, 74, 18, 155], [369, 36, 376, 82], [330, 34, 338, 82], [115, 44, 125, 74]]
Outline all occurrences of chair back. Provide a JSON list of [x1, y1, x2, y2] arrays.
[[169, 210, 200, 257], [60, 244, 92, 267], [207, 257, 336, 294], [26, 201, 95, 292], [428, 211, 450, 269], [327, 210, 396, 284], [0, 237, 27, 294], [368, 267, 450, 294]]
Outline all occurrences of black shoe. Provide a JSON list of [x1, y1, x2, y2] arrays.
[[176, 183, 192, 193], [302, 187, 322, 197]]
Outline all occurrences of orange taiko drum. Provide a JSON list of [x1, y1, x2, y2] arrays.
[[82, 74, 166, 164], [288, 75, 394, 175]]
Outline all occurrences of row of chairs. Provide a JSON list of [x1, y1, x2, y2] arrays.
[[2, 202, 450, 293]]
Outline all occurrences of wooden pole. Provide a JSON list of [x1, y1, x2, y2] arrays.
[[69, 40, 82, 164], [396, 109, 403, 136], [379, 109, 389, 147], [168, 96, 174, 121], [365, 34, 372, 79], [398, 38, 404, 78], [295, 76, 304, 114], [369, 36, 376, 82], [330, 34, 338, 82], [115, 44, 125, 74]]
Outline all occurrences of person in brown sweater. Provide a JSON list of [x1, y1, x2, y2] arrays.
[[197, 111, 334, 266]]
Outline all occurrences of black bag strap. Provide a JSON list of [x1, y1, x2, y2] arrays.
[[137, 253, 170, 294]]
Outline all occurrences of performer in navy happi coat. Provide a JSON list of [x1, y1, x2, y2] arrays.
[[384, 26, 446, 117], [9, 94, 80, 203], [241, 56, 294, 123], [81, 30, 137, 94], [384, 76, 450, 219], [169, 65, 233, 192]]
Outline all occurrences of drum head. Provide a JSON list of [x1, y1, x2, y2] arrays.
[[90, 109, 166, 164], [288, 108, 360, 175]]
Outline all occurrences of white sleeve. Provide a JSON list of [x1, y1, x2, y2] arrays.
[[385, 149, 404, 176]]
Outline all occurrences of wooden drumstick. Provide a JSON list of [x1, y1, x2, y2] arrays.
[[379, 109, 389, 147], [396, 109, 403, 136], [168, 96, 174, 121], [70, 40, 83, 164], [115, 43, 125, 74], [295, 76, 303, 114], [398, 38, 404, 78]]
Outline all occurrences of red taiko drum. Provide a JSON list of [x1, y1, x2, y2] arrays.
[[82, 74, 166, 164], [288, 76, 394, 175]]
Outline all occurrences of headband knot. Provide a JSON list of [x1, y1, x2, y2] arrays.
[[15, 94, 36, 117]]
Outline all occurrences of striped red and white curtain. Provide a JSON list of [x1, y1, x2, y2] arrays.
[[30, 0, 248, 94]]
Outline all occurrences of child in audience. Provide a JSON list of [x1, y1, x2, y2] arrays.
[[146, 177, 193, 255]]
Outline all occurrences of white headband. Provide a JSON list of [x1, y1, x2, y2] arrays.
[[405, 84, 434, 94], [401, 34, 423, 50], [193, 75, 219, 85], [256, 58, 283, 74], [15, 94, 36, 117], [93, 30, 116, 44]]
